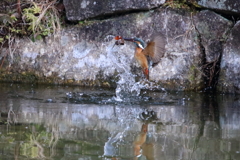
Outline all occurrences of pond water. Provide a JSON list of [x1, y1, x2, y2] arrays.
[[0, 83, 240, 160]]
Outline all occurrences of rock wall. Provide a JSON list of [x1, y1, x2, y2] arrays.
[[194, 0, 240, 14], [1, 0, 240, 93], [63, 0, 166, 21], [218, 21, 240, 94]]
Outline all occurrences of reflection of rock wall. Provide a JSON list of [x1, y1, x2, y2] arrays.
[[1, 96, 240, 159], [15, 102, 202, 132], [220, 101, 240, 139]]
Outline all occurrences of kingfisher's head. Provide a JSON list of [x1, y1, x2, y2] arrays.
[[132, 37, 145, 49]]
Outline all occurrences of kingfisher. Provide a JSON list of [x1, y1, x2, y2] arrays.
[[115, 35, 165, 79]]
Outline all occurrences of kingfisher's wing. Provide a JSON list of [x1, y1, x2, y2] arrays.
[[143, 35, 166, 66]]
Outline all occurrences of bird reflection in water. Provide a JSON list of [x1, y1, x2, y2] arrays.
[[133, 110, 157, 160], [109, 110, 157, 160], [133, 123, 151, 160]]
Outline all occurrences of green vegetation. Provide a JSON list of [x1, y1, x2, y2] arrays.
[[164, 0, 191, 9], [0, 0, 62, 43], [163, 0, 202, 14], [0, 0, 63, 69], [23, 1, 61, 41], [189, 65, 197, 82]]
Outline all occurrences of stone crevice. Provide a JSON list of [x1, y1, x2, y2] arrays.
[[194, 22, 223, 90]]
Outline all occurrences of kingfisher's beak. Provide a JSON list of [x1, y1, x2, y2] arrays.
[[123, 38, 134, 42]]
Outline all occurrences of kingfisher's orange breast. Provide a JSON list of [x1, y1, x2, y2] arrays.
[[134, 48, 148, 69]]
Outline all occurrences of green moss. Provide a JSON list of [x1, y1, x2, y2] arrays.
[[188, 0, 203, 8], [153, 65, 204, 91], [189, 65, 197, 82], [164, 0, 191, 9], [0, 69, 119, 88], [187, 65, 204, 90], [0, 71, 36, 83], [21, 72, 37, 82], [78, 20, 99, 27], [59, 139, 101, 153]]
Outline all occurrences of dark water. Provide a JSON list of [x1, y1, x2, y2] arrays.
[[0, 83, 240, 160]]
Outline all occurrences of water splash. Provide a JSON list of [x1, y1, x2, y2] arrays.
[[114, 74, 145, 102], [105, 36, 146, 102]]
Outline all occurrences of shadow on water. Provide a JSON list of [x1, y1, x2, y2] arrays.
[[0, 83, 240, 160]]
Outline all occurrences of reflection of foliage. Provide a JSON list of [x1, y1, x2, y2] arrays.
[[20, 124, 59, 159], [0, 134, 15, 143], [7, 106, 17, 125]]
